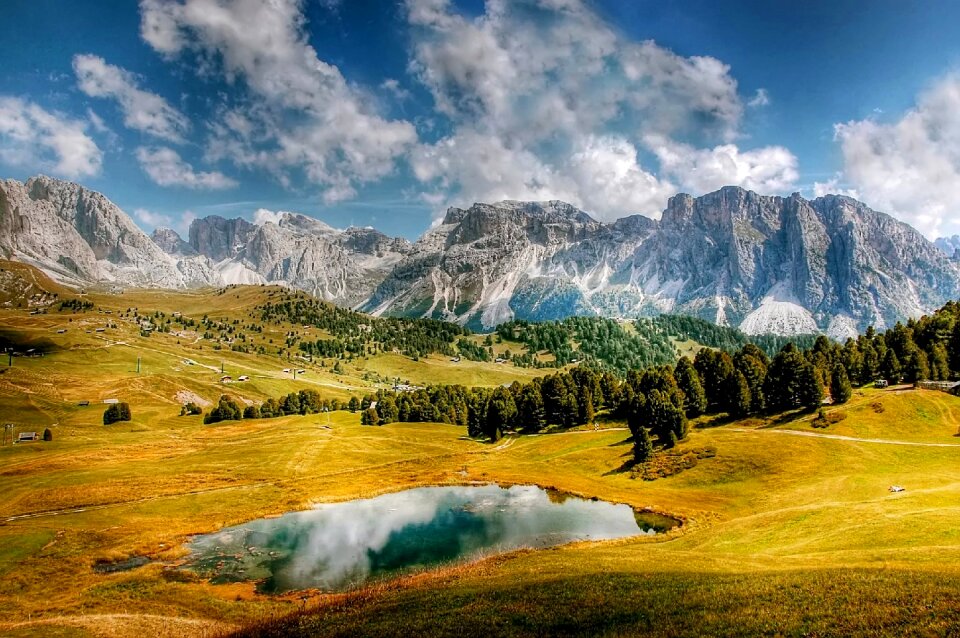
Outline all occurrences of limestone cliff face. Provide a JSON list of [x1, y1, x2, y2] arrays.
[[0, 176, 190, 287], [3, 175, 957, 336], [363, 188, 960, 336]]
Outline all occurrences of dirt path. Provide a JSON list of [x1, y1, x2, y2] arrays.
[[729, 427, 960, 448]]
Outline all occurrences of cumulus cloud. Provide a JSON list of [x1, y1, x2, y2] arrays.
[[747, 88, 770, 108], [73, 54, 190, 143], [136, 146, 237, 189], [646, 135, 798, 195], [252, 208, 288, 225], [138, 0, 416, 203], [133, 207, 172, 227], [811, 173, 860, 199], [0, 97, 102, 178], [833, 73, 960, 239], [404, 0, 791, 220]]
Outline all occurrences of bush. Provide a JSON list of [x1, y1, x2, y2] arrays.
[[42, 428, 52, 441], [180, 402, 202, 416], [204, 395, 243, 425], [103, 402, 132, 425]]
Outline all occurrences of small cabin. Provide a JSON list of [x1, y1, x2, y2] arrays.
[[238, 375, 249, 381], [16, 432, 39, 442], [78, 400, 90, 407], [220, 375, 232, 382], [103, 398, 119, 404]]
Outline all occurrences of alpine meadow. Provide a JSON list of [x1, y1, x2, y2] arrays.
[[3, 1, 960, 637]]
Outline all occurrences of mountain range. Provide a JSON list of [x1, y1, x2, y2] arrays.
[[2, 175, 958, 338]]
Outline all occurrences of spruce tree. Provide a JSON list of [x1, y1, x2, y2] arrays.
[[633, 426, 653, 463], [675, 357, 707, 417], [726, 370, 752, 418], [880, 349, 902, 384], [830, 363, 852, 405], [484, 386, 517, 441]]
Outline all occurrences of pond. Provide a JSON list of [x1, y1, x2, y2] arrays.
[[185, 484, 679, 593]]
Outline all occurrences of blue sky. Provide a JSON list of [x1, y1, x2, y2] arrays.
[[2, 0, 960, 240]]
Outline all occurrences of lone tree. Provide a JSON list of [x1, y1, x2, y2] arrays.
[[42, 428, 52, 441], [103, 402, 132, 425]]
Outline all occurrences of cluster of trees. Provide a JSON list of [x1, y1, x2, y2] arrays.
[[496, 317, 677, 372], [257, 293, 476, 361], [57, 299, 93, 313], [364, 301, 960, 465], [103, 402, 132, 425], [202, 389, 347, 424], [363, 368, 621, 441], [652, 314, 818, 357]]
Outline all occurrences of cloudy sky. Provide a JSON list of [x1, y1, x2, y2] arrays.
[[2, 0, 960, 240]]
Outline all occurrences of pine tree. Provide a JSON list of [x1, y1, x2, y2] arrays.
[[798, 363, 825, 410], [516, 383, 547, 432], [675, 357, 707, 417], [951, 320, 960, 375], [929, 343, 951, 381], [903, 349, 930, 385], [880, 349, 902, 384], [633, 426, 653, 463], [484, 386, 517, 442], [830, 363, 852, 405], [726, 370, 752, 418]]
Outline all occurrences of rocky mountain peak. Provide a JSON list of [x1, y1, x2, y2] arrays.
[[150, 227, 196, 257]]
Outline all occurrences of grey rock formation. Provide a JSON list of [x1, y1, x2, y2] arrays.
[[936, 236, 960, 259], [2, 176, 956, 337], [0, 176, 194, 287], [363, 189, 960, 337]]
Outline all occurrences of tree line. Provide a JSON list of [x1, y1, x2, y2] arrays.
[[363, 300, 960, 464]]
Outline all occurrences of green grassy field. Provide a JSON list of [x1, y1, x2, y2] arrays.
[[2, 282, 960, 637]]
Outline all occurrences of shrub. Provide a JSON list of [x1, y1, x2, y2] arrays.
[[180, 402, 202, 416], [42, 428, 52, 441], [204, 395, 244, 424], [103, 402, 132, 425]]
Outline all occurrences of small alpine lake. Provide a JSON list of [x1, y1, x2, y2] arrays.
[[185, 484, 680, 593]]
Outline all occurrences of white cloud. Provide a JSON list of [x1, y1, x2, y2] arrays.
[[0, 97, 102, 178], [646, 135, 799, 196], [139, 0, 416, 202], [833, 73, 960, 239], [133, 207, 196, 234], [133, 207, 172, 227], [252, 208, 287, 225], [811, 173, 860, 199], [403, 0, 788, 220], [136, 146, 237, 189], [73, 54, 190, 143], [381, 78, 412, 102], [747, 88, 770, 108]]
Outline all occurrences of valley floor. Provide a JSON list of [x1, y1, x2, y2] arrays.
[[2, 290, 960, 637]]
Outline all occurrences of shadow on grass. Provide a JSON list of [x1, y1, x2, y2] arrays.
[[602, 455, 636, 476]]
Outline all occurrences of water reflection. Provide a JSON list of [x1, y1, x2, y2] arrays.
[[186, 484, 678, 593]]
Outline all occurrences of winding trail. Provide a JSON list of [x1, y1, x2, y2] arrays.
[[729, 427, 960, 448]]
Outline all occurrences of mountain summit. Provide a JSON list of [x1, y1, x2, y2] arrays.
[[1, 176, 957, 337]]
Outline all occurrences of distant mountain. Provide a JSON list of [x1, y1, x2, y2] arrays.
[[2, 175, 958, 337], [362, 189, 960, 338], [0, 176, 197, 288], [936, 236, 960, 259]]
